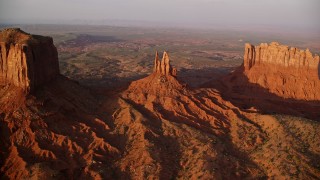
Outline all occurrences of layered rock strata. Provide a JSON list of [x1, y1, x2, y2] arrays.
[[0, 28, 60, 92], [242, 42, 320, 100], [244, 42, 319, 70], [153, 51, 177, 76]]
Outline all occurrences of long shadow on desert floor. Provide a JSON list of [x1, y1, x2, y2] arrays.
[[200, 68, 320, 121]]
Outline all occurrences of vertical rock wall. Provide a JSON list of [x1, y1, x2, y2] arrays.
[[244, 42, 319, 71], [0, 28, 60, 92]]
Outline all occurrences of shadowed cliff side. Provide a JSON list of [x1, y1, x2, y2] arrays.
[[0, 28, 60, 93], [217, 66, 320, 120], [198, 43, 320, 121], [0, 29, 122, 179], [209, 42, 320, 120]]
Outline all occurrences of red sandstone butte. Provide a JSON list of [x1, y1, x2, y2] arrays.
[[243, 42, 320, 100], [0, 28, 60, 93]]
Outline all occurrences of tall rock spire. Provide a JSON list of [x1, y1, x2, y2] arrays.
[[154, 51, 160, 72], [163, 51, 171, 75], [153, 51, 177, 77]]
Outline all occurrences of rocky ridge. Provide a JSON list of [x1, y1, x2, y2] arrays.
[[0, 28, 60, 92]]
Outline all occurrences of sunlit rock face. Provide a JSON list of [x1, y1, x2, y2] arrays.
[[153, 51, 177, 77], [242, 42, 320, 100], [0, 28, 60, 93]]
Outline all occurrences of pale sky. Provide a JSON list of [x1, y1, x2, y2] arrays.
[[0, 0, 319, 32]]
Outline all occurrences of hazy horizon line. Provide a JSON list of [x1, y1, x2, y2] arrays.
[[1, 18, 319, 36]]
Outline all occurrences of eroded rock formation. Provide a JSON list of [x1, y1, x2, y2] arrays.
[[153, 51, 177, 76], [242, 42, 320, 100], [0, 28, 60, 92], [126, 51, 182, 97], [244, 42, 319, 70]]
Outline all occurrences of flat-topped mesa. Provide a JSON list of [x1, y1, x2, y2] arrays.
[[153, 51, 177, 76], [0, 28, 60, 93], [244, 42, 319, 71], [241, 42, 320, 100]]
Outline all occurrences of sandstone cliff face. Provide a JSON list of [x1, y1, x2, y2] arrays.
[[244, 42, 319, 70], [0, 28, 60, 92], [153, 51, 177, 76], [242, 42, 320, 100]]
